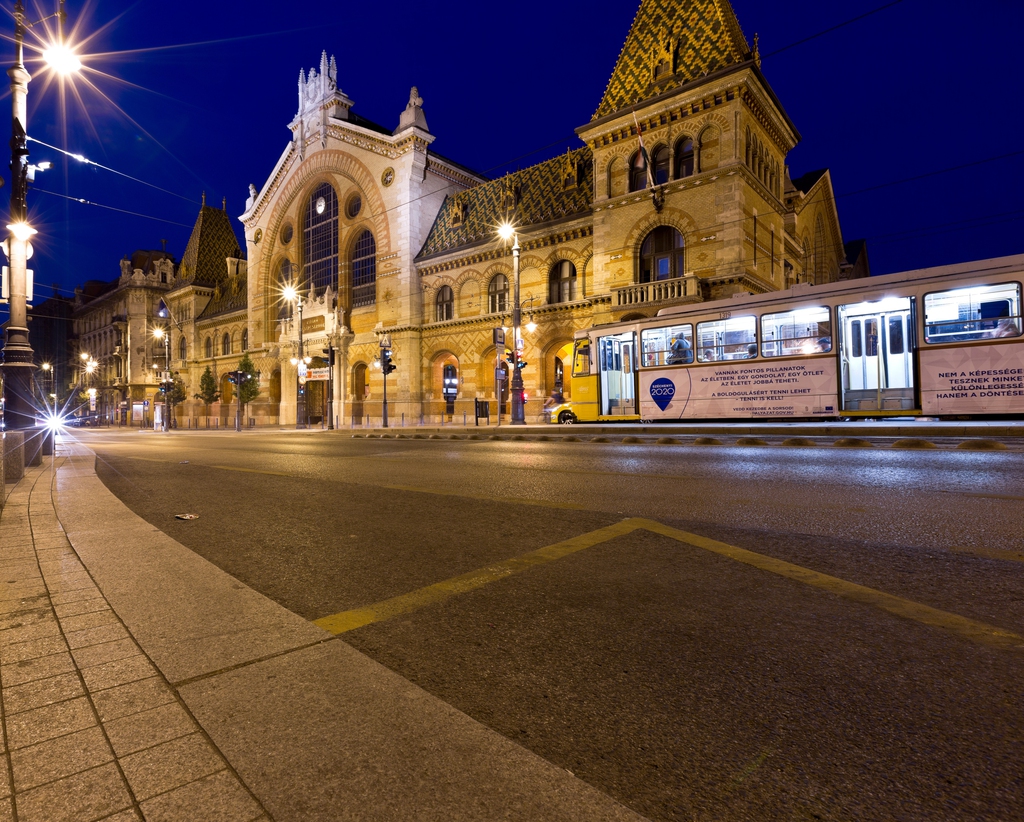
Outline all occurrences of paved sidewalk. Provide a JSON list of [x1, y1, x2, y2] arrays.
[[0, 441, 648, 822]]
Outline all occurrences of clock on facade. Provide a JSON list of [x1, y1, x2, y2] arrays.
[[253, 228, 262, 244], [381, 167, 395, 187], [315, 196, 326, 215]]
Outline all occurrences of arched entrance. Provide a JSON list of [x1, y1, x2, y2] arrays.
[[307, 356, 328, 425], [442, 363, 458, 417], [352, 362, 368, 425]]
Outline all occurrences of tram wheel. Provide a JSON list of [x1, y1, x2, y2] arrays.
[[558, 411, 576, 425]]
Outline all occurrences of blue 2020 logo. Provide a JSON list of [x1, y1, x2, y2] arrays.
[[650, 378, 675, 411]]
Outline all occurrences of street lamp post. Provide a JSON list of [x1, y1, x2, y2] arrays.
[[153, 326, 171, 431], [284, 285, 310, 429], [1, 0, 79, 434], [498, 224, 525, 424]]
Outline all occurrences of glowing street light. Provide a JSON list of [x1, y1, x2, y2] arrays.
[[497, 222, 525, 424], [2, 0, 81, 438], [284, 284, 311, 429]]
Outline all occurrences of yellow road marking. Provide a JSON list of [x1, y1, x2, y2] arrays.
[[379, 483, 586, 510], [316, 516, 1024, 651], [314, 519, 639, 634]]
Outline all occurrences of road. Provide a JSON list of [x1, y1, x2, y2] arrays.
[[72, 427, 1024, 821]]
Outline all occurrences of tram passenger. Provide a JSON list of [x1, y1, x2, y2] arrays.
[[990, 318, 1019, 338], [702, 349, 716, 362], [667, 336, 693, 364]]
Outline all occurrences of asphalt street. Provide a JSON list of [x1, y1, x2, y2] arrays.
[[75, 428, 1024, 821]]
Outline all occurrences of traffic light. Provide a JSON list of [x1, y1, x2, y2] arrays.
[[516, 359, 528, 369], [322, 347, 336, 366], [505, 351, 515, 365], [381, 350, 396, 375]]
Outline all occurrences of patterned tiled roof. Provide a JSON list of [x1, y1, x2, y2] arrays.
[[173, 205, 244, 288], [417, 147, 593, 259], [197, 275, 248, 320], [594, 0, 750, 120]]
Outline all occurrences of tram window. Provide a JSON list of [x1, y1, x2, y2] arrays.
[[760, 306, 832, 357], [572, 340, 591, 376], [641, 323, 693, 366], [851, 320, 862, 358], [889, 316, 905, 355], [924, 282, 1022, 343], [865, 319, 878, 357], [696, 316, 756, 362]]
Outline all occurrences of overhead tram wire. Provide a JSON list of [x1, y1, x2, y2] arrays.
[[762, 0, 909, 59], [32, 188, 194, 228]]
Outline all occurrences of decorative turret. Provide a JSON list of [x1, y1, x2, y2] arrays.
[[394, 86, 429, 135], [290, 51, 354, 156]]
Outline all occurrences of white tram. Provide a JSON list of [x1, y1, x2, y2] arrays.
[[554, 254, 1024, 423]]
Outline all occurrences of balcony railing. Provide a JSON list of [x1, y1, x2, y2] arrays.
[[612, 275, 702, 309]]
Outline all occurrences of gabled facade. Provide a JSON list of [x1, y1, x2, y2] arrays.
[[203, 0, 858, 427]]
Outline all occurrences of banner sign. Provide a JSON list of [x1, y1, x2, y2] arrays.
[[639, 359, 838, 419], [920, 342, 1024, 414]]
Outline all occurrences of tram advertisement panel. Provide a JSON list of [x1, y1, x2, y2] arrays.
[[920, 342, 1024, 414], [639, 360, 838, 419]]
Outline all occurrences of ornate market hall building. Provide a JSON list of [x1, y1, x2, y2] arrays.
[[75, 0, 865, 428]]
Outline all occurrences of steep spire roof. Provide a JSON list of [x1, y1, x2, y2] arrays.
[[594, 0, 750, 121], [174, 204, 244, 287]]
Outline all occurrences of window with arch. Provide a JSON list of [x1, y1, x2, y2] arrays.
[[549, 260, 577, 304], [352, 230, 376, 308], [629, 150, 648, 191], [222, 333, 231, 356], [488, 274, 508, 314], [178, 337, 187, 361], [640, 226, 685, 282], [304, 182, 338, 295], [204, 337, 212, 358], [241, 328, 248, 352], [652, 145, 669, 185], [676, 138, 694, 178], [436, 285, 454, 322]]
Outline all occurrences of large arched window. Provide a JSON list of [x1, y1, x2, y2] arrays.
[[652, 145, 669, 185], [640, 226, 685, 282], [352, 230, 376, 308], [304, 183, 338, 295], [178, 337, 187, 362], [675, 138, 694, 178], [629, 150, 648, 192], [549, 260, 577, 304], [222, 333, 231, 356], [436, 285, 454, 322], [204, 337, 212, 358], [488, 274, 508, 314]]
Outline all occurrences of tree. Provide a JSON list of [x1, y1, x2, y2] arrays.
[[236, 353, 260, 411], [194, 366, 220, 411], [169, 373, 188, 406]]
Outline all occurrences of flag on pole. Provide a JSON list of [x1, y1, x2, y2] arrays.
[[632, 109, 656, 191]]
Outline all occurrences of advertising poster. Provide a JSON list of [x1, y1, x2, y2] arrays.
[[639, 359, 838, 419], [920, 342, 1024, 414]]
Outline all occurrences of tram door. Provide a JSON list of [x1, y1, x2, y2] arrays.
[[838, 298, 915, 411], [442, 364, 458, 416], [597, 332, 637, 416]]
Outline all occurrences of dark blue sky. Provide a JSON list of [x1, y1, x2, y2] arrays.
[[6, 0, 1022, 309]]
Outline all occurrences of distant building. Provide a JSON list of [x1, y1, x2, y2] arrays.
[[121, 0, 863, 427], [70, 249, 176, 424]]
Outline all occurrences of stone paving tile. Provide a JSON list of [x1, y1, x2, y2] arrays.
[[0, 618, 61, 647], [3, 650, 75, 686], [96, 811, 143, 822], [0, 607, 51, 631], [0, 759, 10, 799], [5, 696, 96, 749], [2, 671, 84, 715], [10, 725, 114, 792], [120, 733, 225, 801], [53, 596, 109, 619], [140, 770, 262, 822], [58, 609, 118, 634], [0, 634, 68, 664], [0, 584, 48, 603], [65, 622, 130, 650], [48, 586, 102, 606], [104, 701, 195, 757], [0, 797, 12, 822], [80, 653, 157, 692], [16, 763, 133, 822], [0, 595, 49, 617], [45, 574, 95, 594], [92, 677, 175, 723], [71, 638, 140, 670]]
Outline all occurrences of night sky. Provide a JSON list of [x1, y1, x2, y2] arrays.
[[3, 0, 1022, 314]]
